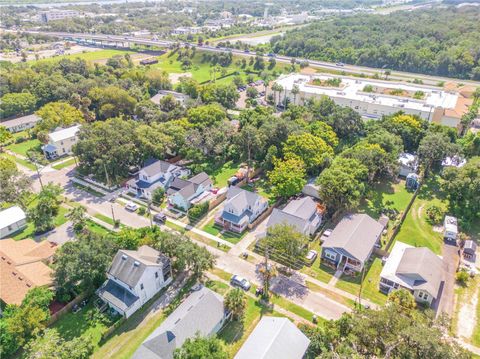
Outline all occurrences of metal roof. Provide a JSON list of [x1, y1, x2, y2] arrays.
[[48, 125, 81, 142], [0, 206, 26, 230]]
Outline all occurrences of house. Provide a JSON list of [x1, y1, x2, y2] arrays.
[[0, 238, 57, 305], [266, 197, 323, 236], [166, 172, 212, 211], [126, 159, 191, 200], [463, 240, 477, 262], [234, 317, 310, 359], [41, 125, 81, 159], [97, 245, 172, 318], [301, 178, 320, 199], [150, 90, 190, 107], [398, 153, 418, 177], [1, 114, 41, 133], [133, 286, 228, 359], [442, 155, 466, 169], [379, 241, 445, 307], [321, 213, 384, 272], [444, 215, 458, 242], [215, 187, 268, 233], [0, 206, 27, 239]]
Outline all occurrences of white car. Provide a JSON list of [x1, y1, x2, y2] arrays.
[[125, 201, 138, 212], [306, 250, 318, 263], [230, 275, 251, 291]]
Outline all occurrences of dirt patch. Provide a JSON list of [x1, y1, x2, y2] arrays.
[[433, 225, 443, 233], [457, 282, 480, 340], [169, 72, 192, 84], [300, 67, 317, 75]]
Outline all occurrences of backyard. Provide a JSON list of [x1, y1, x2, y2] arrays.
[[202, 218, 247, 244], [335, 257, 388, 306], [204, 160, 240, 188], [12, 205, 69, 241]]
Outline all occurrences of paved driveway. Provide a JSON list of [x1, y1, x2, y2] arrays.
[[434, 240, 459, 316]]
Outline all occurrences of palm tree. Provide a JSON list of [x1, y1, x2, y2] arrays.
[[67, 206, 87, 233], [260, 71, 271, 101], [271, 83, 283, 107], [291, 84, 300, 106], [224, 288, 247, 321]]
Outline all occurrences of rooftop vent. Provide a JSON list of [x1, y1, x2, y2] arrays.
[[134, 261, 140, 267], [121, 254, 128, 260]]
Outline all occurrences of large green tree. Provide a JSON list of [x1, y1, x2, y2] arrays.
[[173, 335, 228, 359], [224, 288, 247, 321], [88, 85, 137, 120], [0, 91, 37, 118], [283, 132, 333, 173], [28, 183, 63, 233], [0, 157, 32, 209], [35, 101, 84, 133], [268, 157, 306, 199], [418, 132, 460, 176]]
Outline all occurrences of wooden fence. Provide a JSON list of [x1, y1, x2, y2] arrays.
[[248, 200, 281, 230], [47, 292, 87, 326]]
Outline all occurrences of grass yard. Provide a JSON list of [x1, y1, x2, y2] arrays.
[[52, 303, 118, 352], [6, 138, 41, 157], [359, 180, 414, 220], [451, 276, 480, 339], [1, 152, 37, 171], [202, 219, 246, 244], [335, 257, 388, 306], [241, 178, 276, 205], [205, 160, 240, 188], [33, 49, 136, 64], [86, 219, 112, 236], [12, 205, 69, 241], [93, 213, 115, 226], [393, 176, 447, 255], [52, 157, 76, 170]]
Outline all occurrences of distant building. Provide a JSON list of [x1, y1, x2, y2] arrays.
[[235, 317, 310, 359], [380, 241, 445, 307], [0, 206, 27, 239], [41, 125, 81, 159], [40, 10, 80, 23], [1, 114, 41, 133], [97, 245, 172, 318], [150, 90, 191, 107], [171, 26, 202, 35], [133, 286, 228, 359], [0, 238, 57, 305], [273, 73, 471, 128]]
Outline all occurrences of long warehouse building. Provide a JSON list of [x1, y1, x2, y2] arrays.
[[272, 73, 473, 129]]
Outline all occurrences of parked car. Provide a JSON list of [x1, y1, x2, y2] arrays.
[[230, 274, 251, 291], [210, 187, 220, 194], [153, 212, 167, 223], [305, 250, 318, 263], [335, 62, 345, 67], [125, 201, 139, 211]]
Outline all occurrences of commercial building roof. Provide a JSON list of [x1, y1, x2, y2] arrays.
[[48, 125, 81, 143], [0, 238, 57, 305], [381, 241, 444, 299], [322, 213, 383, 263], [0, 206, 26, 230], [234, 317, 310, 359], [133, 287, 225, 359], [108, 245, 170, 288], [275, 73, 460, 115]]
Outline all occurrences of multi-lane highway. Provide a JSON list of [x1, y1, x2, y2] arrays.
[[22, 30, 480, 87]]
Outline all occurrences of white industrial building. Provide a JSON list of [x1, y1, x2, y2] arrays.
[[272, 73, 469, 129]]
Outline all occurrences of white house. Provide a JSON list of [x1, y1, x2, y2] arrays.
[[0, 206, 27, 239], [150, 90, 191, 107], [41, 125, 81, 159], [379, 241, 445, 307], [266, 197, 323, 236], [1, 114, 41, 133], [444, 215, 458, 242], [166, 172, 213, 211], [398, 153, 418, 177], [126, 159, 191, 200], [215, 187, 268, 233], [96, 245, 172, 318]]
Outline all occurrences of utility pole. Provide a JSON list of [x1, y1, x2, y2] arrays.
[[148, 200, 153, 227], [358, 265, 366, 308], [111, 204, 116, 227], [28, 153, 44, 190], [103, 161, 111, 188]]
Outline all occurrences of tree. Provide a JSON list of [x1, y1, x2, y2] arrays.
[[271, 82, 283, 106], [173, 335, 228, 359], [145, 69, 172, 95], [442, 157, 480, 223], [224, 288, 247, 321], [28, 183, 63, 233], [317, 158, 368, 217], [235, 124, 265, 177], [0, 126, 13, 148], [159, 94, 178, 112], [88, 86, 137, 120], [187, 103, 226, 129], [291, 84, 300, 105], [53, 231, 117, 299], [246, 86, 258, 99], [381, 114, 426, 152], [283, 132, 333, 173], [418, 132, 459, 176], [387, 289, 417, 312], [35, 102, 84, 134], [264, 223, 309, 270], [24, 328, 94, 359], [0, 92, 37, 118], [308, 121, 339, 148], [152, 187, 165, 205], [456, 270, 470, 285], [268, 157, 306, 199], [459, 131, 480, 158], [0, 157, 32, 209], [67, 205, 87, 233], [22, 287, 54, 310]]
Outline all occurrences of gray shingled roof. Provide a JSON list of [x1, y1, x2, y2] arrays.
[[234, 317, 310, 359], [226, 187, 266, 213], [132, 287, 225, 359], [108, 246, 170, 288], [267, 197, 319, 233], [97, 279, 139, 311], [322, 213, 383, 263], [189, 172, 212, 187], [1, 114, 41, 129], [396, 247, 445, 298], [143, 160, 175, 177]]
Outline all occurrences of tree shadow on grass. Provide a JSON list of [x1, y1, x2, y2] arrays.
[[218, 320, 245, 344]]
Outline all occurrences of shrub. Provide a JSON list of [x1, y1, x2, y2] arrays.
[[152, 187, 165, 205], [363, 84, 374, 92], [138, 207, 146, 216], [425, 204, 444, 224], [188, 202, 209, 222], [456, 270, 469, 285]]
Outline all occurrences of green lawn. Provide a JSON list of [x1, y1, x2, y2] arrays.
[[32, 49, 136, 64], [52, 157, 76, 170], [241, 178, 276, 205], [335, 257, 388, 306], [6, 138, 41, 157], [359, 180, 414, 220], [393, 176, 446, 255], [1, 152, 37, 171], [52, 303, 118, 351], [85, 219, 112, 236], [12, 205, 69, 240], [93, 213, 115, 226], [202, 219, 246, 244], [205, 161, 239, 188]]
